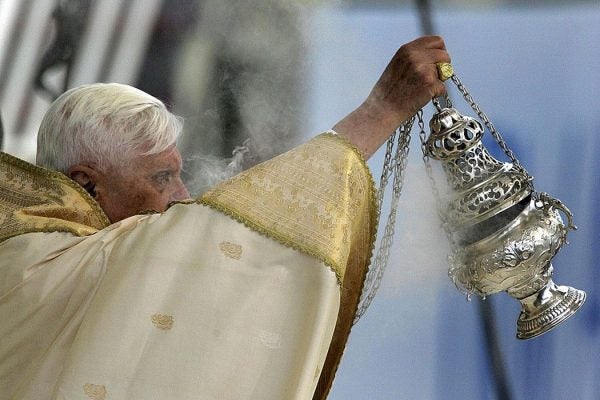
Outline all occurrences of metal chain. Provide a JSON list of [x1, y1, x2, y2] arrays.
[[355, 71, 528, 322], [354, 117, 414, 324], [450, 74, 533, 189], [379, 130, 398, 198], [443, 92, 453, 108]]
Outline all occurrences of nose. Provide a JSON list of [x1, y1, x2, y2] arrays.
[[171, 178, 191, 201]]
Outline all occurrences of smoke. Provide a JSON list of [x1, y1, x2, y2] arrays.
[[182, 139, 256, 196], [373, 144, 454, 298], [172, 0, 311, 191], [167, 1, 457, 297]]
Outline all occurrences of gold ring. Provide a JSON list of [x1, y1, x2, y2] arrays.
[[436, 62, 454, 81]]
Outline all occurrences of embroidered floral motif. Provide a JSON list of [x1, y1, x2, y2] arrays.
[[151, 313, 174, 330], [83, 383, 106, 400], [257, 329, 281, 349], [219, 241, 243, 259]]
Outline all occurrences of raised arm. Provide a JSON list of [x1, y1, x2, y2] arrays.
[[333, 35, 451, 159]]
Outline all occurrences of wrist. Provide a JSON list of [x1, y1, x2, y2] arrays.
[[332, 102, 404, 160], [362, 95, 412, 132]]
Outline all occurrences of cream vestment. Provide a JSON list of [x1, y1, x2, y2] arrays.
[[0, 133, 377, 400]]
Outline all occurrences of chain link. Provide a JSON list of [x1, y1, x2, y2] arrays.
[[450, 75, 534, 191], [443, 92, 453, 108], [354, 117, 413, 323]]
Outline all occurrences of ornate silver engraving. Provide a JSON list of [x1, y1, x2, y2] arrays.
[[424, 103, 585, 340]]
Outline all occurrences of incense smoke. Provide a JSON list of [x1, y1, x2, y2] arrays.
[[170, 1, 455, 297]]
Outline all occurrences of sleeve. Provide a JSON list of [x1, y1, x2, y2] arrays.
[[199, 132, 378, 399]]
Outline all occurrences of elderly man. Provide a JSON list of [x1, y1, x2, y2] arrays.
[[0, 36, 450, 399]]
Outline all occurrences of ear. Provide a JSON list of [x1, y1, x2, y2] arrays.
[[67, 164, 99, 198]]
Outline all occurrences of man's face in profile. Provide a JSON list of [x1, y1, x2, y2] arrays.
[[93, 145, 191, 222]]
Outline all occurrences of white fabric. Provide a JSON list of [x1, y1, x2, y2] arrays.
[[0, 203, 340, 399]]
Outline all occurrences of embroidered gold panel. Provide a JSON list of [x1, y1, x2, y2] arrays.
[[199, 133, 377, 286], [0, 152, 109, 243]]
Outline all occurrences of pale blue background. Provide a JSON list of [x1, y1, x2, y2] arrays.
[[305, 4, 600, 399]]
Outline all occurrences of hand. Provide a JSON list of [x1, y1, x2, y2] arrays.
[[333, 36, 451, 159], [366, 35, 450, 122]]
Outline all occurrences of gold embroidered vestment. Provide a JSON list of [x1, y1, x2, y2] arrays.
[[0, 133, 377, 400]]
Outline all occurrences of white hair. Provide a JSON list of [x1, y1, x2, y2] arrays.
[[36, 83, 183, 173]]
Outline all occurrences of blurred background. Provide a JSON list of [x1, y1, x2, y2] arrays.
[[0, 0, 598, 399]]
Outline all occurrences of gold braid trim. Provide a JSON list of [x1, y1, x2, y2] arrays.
[[0, 152, 110, 243], [195, 133, 378, 400]]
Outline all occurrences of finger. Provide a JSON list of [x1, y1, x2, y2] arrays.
[[409, 63, 448, 98], [409, 35, 447, 50], [416, 63, 449, 95], [417, 49, 451, 64], [431, 80, 448, 98]]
